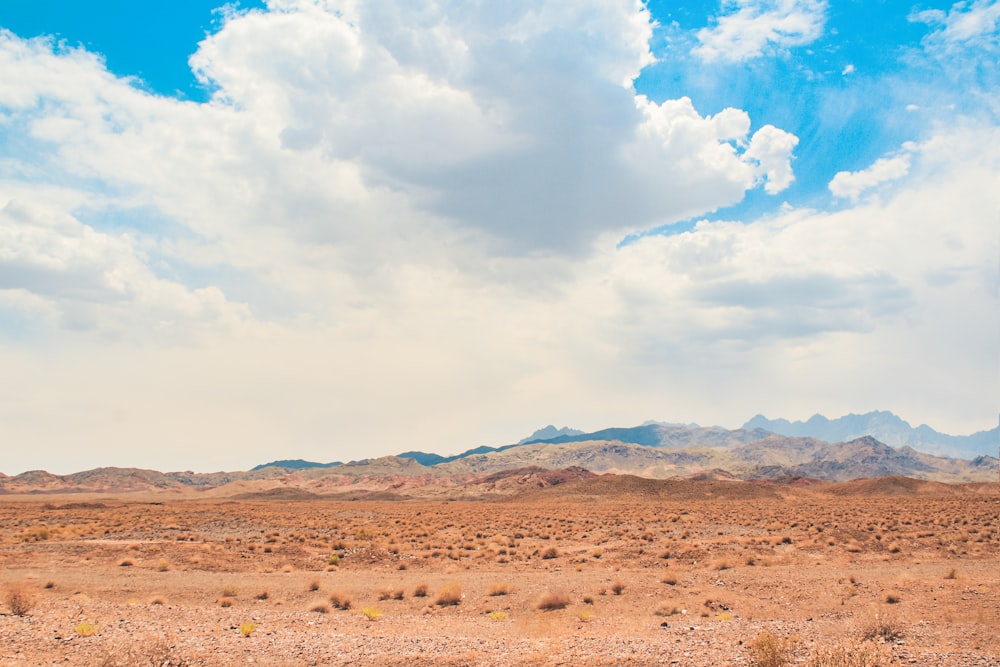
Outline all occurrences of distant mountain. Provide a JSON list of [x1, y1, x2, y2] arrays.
[[517, 425, 584, 444], [250, 459, 342, 472], [743, 411, 999, 459], [522, 423, 773, 449]]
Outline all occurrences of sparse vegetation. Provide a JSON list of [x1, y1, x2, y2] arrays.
[[361, 606, 383, 621], [806, 639, 895, 666], [5, 583, 36, 616], [746, 631, 796, 667], [861, 617, 905, 643], [74, 621, 99, 636], [329, 592, 353, 610], [536, 591, 570, 611], [488, 582, 511, 596], [434, 583, 462, 606], [238, 623, 256, 638]]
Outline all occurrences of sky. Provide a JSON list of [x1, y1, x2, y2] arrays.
[[0, 0, 997, 474]]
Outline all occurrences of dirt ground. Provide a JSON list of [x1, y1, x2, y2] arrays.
[[1, 482, 998, 666]]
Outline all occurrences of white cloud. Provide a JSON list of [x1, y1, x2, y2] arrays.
[[693, 0, 828, 63], [828, 154, 911, 201], [912, 0, 1000, 47]]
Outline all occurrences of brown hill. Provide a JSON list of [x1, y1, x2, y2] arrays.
[[514, 474, 789, 503], [823, 475, 974, 496]]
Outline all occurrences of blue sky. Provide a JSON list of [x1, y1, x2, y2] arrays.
[[0, 1, 997, 473]]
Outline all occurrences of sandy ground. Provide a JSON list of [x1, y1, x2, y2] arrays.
[[0, 485, 997, 665]]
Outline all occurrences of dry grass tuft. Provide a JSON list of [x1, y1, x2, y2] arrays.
[[435, 583, 462, 606], [5, 583, 36, 617], [536, 591, 570, 611], [413, 583, 429, 598], [860, 617, 905, 643], [806, 639, 895, 666], [329, 592, 353, 610], [746, 631, 796, 667], [488, 582, 512, 596]]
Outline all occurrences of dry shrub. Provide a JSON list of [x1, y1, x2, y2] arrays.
[[711, 558, 732, 571], [611, 581, 625, 595], [541, 547, 559, 559], [309, 600, 330, 613], [746, 631, 795, 667], [221, 584, 238, 598], [860, 617, 905, 643], [488, 582, 511, 596], [661, 573, 678, 585], [5, 583, 36, 616], [329, 592, 353, 610], [413, 583, 429, 598], [654, 604, 680, 617], [536, 591, 570, 611], [308, 579, 320, 592], [807, 639, 895, 667], [219, 597, 235, 608], [435, 583, 462, 606], [99, 635, 190, 667]]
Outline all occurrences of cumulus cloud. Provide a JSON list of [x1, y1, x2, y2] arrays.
[[693, 0, 828, 63], [828, 154, 912, 201]]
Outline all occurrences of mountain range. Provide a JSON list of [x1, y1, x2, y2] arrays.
[[1, 411, 996, 497], [742, 411, 998, 459]]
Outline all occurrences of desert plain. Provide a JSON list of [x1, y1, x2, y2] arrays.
[[1, 476, 998, 666]]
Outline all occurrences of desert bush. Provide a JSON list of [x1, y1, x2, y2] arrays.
[[661, 573, 678, 585], [329, 592, 353, 610], [711, 558, 732, 571], [255, 590, 269, 600], [488, 611, 508, 621], [746, 631, 795, 667], [654, 604, 680, 617], [361, 606, 383, 620], [239, 623, 256, 637], [574, 609, 595, 622], [156, 560, 170, 572], [5, 583, 36, 616], [221, 584, 238, 598], [219, 597, 234, 608], [488, 582, 511, 596], [308, 579, 320, 592], [944, 568, 958, 580], [861, 617, 905, 643], [541, 547, 559, 559], [884, 594, 901, 604], [413, 583, 429, 598], [74, 621, 99, 636], [536, 591, 570, 611], [807, 639, 895, 666], [309, 601, 330, 613], [435, 583, 462, 606], [611, 581, 625, 595]]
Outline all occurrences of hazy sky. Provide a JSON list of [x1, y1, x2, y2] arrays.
[[1, 0, 997, 474]]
